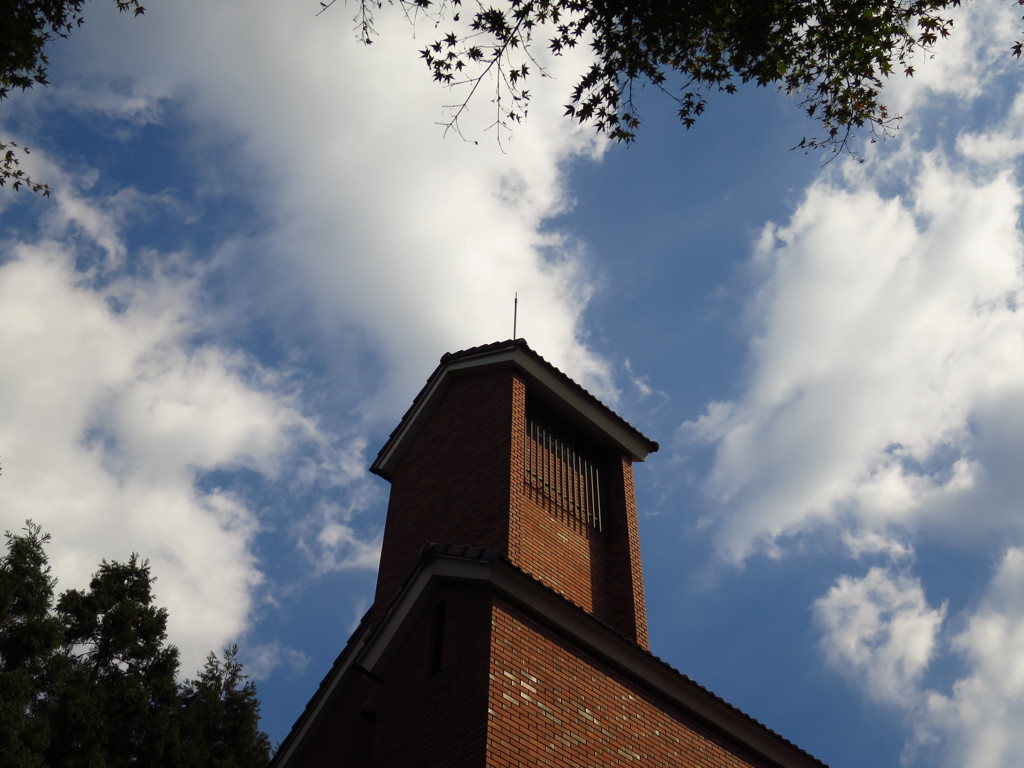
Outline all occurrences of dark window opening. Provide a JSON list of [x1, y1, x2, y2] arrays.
[[357, 710, 376, 758], [524, 402, 605, 532], [428, 600, 447, 676]]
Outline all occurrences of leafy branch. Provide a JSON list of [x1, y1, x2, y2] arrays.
[[0, 0, 146, 195], [1, 141, 49, 195], [343, 0, 1010, 155]]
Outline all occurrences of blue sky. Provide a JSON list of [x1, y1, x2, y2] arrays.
[[3, 2, 1024, 766]]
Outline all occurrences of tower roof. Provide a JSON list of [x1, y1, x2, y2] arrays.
[[370, 339, 659, 481]]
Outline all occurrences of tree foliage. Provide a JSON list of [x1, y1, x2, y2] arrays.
[[0, 523, 271, 768], [0, 0, 145, 194], [3, 0, 1021, 197], [1, 0, 145, 99], [179, 648, 274, 768], [353, 0, 1022, 152], [0, 523, 62, 768]]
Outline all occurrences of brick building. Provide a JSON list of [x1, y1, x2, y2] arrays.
[[271, 340, 828, 768]]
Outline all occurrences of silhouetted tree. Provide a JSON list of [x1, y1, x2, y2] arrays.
[[0, 523, 271, 768]]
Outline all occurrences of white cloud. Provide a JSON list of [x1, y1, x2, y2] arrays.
[[0, 170, 368, 672], [911, 548, 1024, 768], [689, 74, 1024, 760], [299, 499, 382, 575], [841, 530, 914, 562], [814, 567, 944, 708], [881, 1, 1018, 116], [41, 0, 616, 409], [242, 641, 310, 682], [686, 151, 1024, 563], [624, 357, 669, 403], [958, 89, 1024, 164], [815, 552, 1024, 768], [0, 2, 656, 712], [0, 0, 628, 673]]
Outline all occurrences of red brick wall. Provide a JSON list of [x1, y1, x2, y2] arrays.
[[603, 457, 649, 649], [509, 375, 595, 611], [486, 601, 767, 768], [293, 584, 494, 767], [375, 367, 648, 645], [289, 360, 778, 768], [289, 664, 379, 767], [373, 371, 516, 612], [293, 589, 762, 768], [508, 375, 648, 646]]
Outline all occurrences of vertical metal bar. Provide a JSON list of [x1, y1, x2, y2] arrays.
[[536, 423, 542, 490], [572, 450, 580, 519], [533, 422, 540, 490], [567, 444, 575, 524], [554, 431, 561, 513], [586, 457, 592, 527], [584, 461, 592, 527], [534, 421, 540, 489], [537, 423, 542, 490], [544, 426, 552, 494], [561, 438, 569, 522], [576, 451, 584, 528], [589, 463, 595, 531], [525, 420, 530, 485], [563, 440, 569, 508], [532, 421, 540, 487]]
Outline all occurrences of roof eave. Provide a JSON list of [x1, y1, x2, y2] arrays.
[[370, 343, 658, 481], [272, 548, 829, 768]]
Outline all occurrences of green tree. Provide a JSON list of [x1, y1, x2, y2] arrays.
[[0, 523, 63, 768], [179, 647, 273, 768], [46, 555, 182, 767], [0, 523, 272, 768], [352, 0, 1021, 152], [0, 0, 145, 194]]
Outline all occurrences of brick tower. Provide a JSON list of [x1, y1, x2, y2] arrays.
[[271, 340, 827, 768]]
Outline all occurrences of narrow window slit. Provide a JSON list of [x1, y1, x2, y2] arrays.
[[429, 600, 447, 676]]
